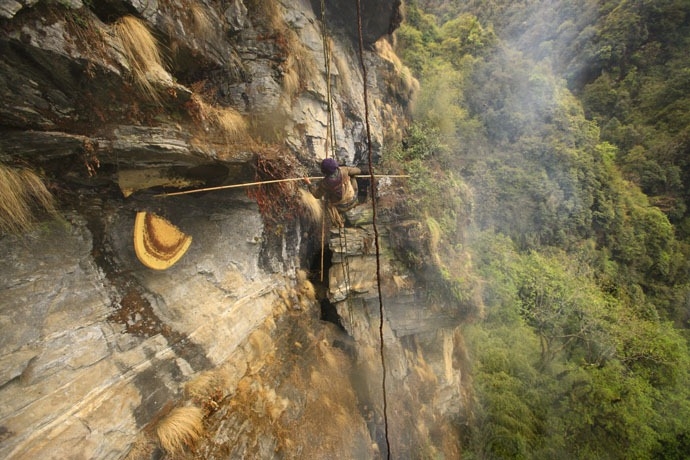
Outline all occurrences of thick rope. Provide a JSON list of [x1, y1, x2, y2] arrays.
[[320, 0, 337, 158], [319, 0, 329, 283], [320, 201, 326, 282], [355, 0, 391, 457], [320, 0, 354, 320]]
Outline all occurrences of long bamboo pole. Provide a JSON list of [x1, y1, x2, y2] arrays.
[[154, 175, 409, 197]]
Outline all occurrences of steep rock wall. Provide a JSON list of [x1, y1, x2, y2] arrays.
[[0, 0, 467, 458]]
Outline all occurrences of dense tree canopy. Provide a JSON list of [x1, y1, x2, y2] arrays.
[[389, 1, 690, 457], [419, 0, 690, 236]]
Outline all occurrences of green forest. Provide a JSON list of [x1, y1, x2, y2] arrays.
[[387, 0, 690, 458]]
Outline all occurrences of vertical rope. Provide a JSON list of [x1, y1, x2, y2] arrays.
[[320, 0, 338, 159], [340, 224, 354, 328], [320, 0, 353, 309], [354, 1, 391, 458], [319, 0, 330, 284], [320, 204, 325, 282]]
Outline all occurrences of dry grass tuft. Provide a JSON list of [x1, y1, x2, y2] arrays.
[[332, 44, 355, 97], [296, 268, 308, 283], [426, 216, 442, 267], [280, 29, 317, 100], [277, 273, 317, 311], [244, 0, 284, 31], [191, 95, 248, 141], [191, 4, 215, 42], [113, 15, 171, 103], [229, 377, 290, 430], [293, 269, 317, 309], [403, 347, 440, 403], [185, 369, 229, 407], [282, 53, 301, 99], [255, 384, 290, 421], [0, 165, 56, 234], [318, 340, 348, 371], [213, 107, 248, 139], [246, 329, 275, 364], [247, 0, 316, 103], [277, 286, 293, 310], [375, 38, 420, 99], [296, 269, 316, 303], [294, 35, 318, 88], [246, 0, 317, 94], [156, 405, 204, 455], [298, 188, 322, 227]]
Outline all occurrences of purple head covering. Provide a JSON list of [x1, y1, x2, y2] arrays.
[[321, 158, 338, 175]]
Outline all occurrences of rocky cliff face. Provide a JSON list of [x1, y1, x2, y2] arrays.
[[0, 1, 467, 458]]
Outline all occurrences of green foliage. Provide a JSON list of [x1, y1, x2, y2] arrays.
[[395, 122, 442, 161], [463, 322, 544, 459], [559, 362, 659, 459], [439, 13, 497, 60], [393, 2, 690, 458], [414, 61, 471, 139], [389, 121, 471, 237], [517, 250, 614, 366], [465, 233, 690, 459], [404, 1, 441, 43], [394, 24, 432, 77], [437, 0, 690, 238], [385, 121, 482, 315]]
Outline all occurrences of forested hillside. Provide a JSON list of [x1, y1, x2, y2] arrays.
[[428, 0, 690, 236], [388, 1, 690, 458]]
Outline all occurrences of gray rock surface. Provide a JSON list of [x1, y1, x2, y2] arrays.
[[0, 0, 467, 458], [0, 192, 287, 459]]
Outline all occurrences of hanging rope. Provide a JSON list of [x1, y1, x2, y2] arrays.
[[320, 0, 354, 321], [320, 0, 337, 158], [319, 0, 329, 280], [354, 0, 391, 458]]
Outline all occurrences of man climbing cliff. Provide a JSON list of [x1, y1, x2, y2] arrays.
[[306, 158, 363, 212]]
